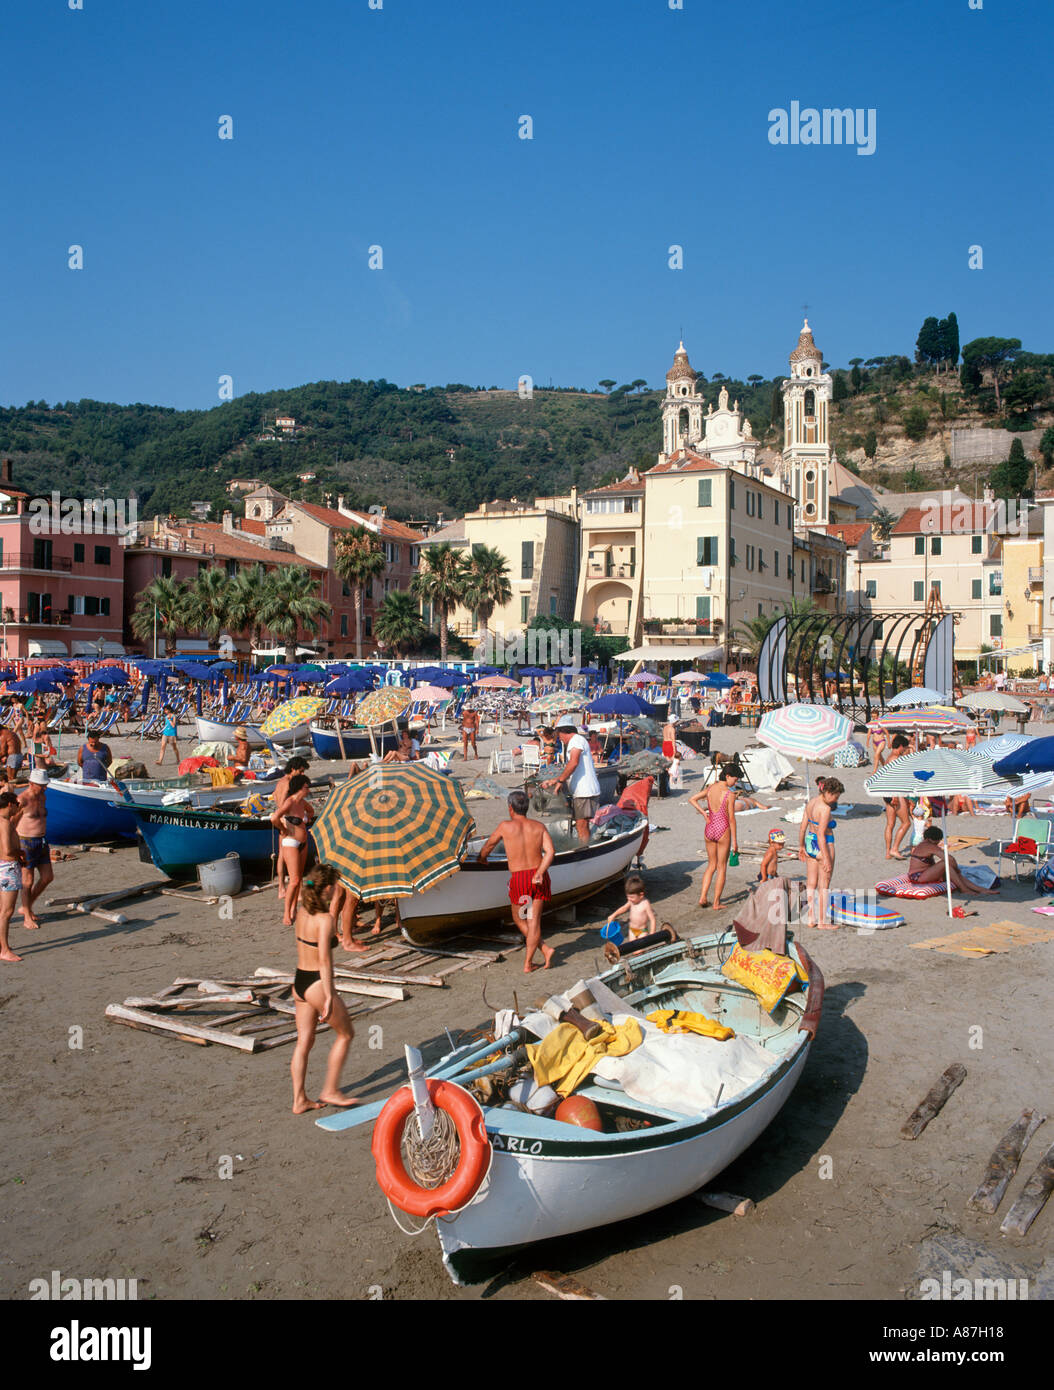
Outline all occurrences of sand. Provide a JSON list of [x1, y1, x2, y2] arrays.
[[2, 718, 1052, 1302]]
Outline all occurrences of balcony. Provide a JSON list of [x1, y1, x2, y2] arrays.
[[586, 564, 636, 579], [0, 555, 73, 572], [1028, 624, 1041, 640], [1028, 568, 1043, 586], [812, 573, 835, 594], [642, 620, 721, 639]]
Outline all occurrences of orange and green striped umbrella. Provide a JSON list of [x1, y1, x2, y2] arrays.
[[353, 686, 413, 727], [311, 763, 475, 901]]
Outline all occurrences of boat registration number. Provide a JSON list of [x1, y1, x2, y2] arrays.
[[489, 1134, 543, 1155]]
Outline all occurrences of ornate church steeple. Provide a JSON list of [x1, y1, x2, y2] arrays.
[[781, 319, 832, 526], [661, 342, 704, 457]]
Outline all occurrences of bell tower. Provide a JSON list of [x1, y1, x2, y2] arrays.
[[660, 342, 704, 461], [781, 319, 832, 527]]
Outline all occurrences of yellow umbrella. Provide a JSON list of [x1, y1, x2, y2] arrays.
[[260, 696, 328, 737]]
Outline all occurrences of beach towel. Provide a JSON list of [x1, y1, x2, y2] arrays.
[[875, 873, 945, 900], [733, 875, 793, 955]]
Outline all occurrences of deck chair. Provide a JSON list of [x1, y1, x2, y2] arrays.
[[489, 749, 515, 775], [997, 816, 1052, 880], [520, 742, 542, 777]]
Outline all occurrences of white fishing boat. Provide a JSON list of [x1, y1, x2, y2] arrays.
[[397, 818, 647, 945], [194, 715, 310, 749], [319, 928, 822, 1284]]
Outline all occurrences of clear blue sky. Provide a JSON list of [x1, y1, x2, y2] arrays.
[[5, 0, 1051, 410]]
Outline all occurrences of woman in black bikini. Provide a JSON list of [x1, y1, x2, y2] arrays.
[[271, 773, 315, 927], [291, 864, 358, 1114]]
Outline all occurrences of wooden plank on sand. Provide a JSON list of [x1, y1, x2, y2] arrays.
[[252, 969, 404, 1001], [531, 1271, 606, 1301], [108, 1015, 209, 1046], [104, 1003, 257, 1051], [900, 1063, 967, 1140], [999, 1141, 1054, 1237], [967, 1109, 1046, 1214]]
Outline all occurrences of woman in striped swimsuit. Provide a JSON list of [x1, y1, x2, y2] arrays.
[[689, 763, 740, 910]]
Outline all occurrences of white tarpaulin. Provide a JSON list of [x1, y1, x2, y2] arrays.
[[739, 746, 796, 791]]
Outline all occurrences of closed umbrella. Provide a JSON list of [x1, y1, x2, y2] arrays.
[[311, 763, 474, 902]]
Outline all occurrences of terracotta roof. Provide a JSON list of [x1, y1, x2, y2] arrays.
[[583, 478, 645, 496], [287, 502, 357, 530], [893, 502, 996, 535], [825, 522, 870, 545], [647, 449, 723, 475], [378, 516, 421, 544], [162, 523, 315, 568], [239, 518, 266, 536]]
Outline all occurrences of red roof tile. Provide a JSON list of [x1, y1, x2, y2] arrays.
[[162, 523, 316, 568], [893, 502, 996, 535], [825, 522, 870, 545], [583, 479, 645, 495], [646, 449, 722, 475]]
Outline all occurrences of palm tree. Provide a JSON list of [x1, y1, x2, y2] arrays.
[[732, 597, 829, 666], [130, 576, 192, 656], [870, 505, 897, 545], [411, 543, 466, 661], [258, 566, 332, 664], [333, 527, 386, 660], [374, 591, 426, 657], [461, 545, 512, 659], [226, 564, 269, 655], [185, 567, 232, 651]]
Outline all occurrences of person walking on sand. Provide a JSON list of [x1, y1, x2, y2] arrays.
[[799, 777, 843, 929], [477, 789, 556, 973], [18, 769, 54, 931], [689, 762, 740, 910], [289, 864, 358, 1114], [1, 722, 24, 785], [882, 734, 912, 860], [155, 708, 180, 765], [271, 772, 314, 926], [0, 792, 25, 963]]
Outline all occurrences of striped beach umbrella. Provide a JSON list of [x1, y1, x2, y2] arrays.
[[410, 684, 454, 703], [967, 733, 1033, 763], [758, 705, 852, 761], [311, 763, 474, 901], [474, 675, 521, 689], [353, 687, 413, 727], [873, 708, 972, 734], [529, 691, 584, 715], [957, 691, 1030, 715], [260, 696, 327, 737], [885, 686, 944, 708]]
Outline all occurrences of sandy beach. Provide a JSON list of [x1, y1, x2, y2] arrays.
[[3, 720, 1052, 1303]]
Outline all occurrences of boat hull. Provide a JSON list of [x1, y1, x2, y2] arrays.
[[45, 775, 278, 844], [309, 723, 400, 760], [125, 805, 280, 878], [397, 823, 647, 945], [195, 717, 309, 749], [437, 1038, 811, 1282]]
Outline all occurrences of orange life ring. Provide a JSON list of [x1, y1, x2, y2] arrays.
[[372, 1079, 491, 1219]]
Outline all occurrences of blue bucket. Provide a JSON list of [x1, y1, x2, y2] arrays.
[[600, 920, 624, 945]]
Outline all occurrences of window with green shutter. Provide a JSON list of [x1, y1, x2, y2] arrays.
[[696, 536, 719, 566], [729, 479, 735, 509], [914, 537, 925, 555], [913, 581, 924, 601], [695, 596, 711, 622], [971, 579, 982, 599], [697, 479, 712, 507], [521, 540, 533, 579], [971, 534, 983, 554]]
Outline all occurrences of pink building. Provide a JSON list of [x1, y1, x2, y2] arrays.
[[0, 461, 127, 660]]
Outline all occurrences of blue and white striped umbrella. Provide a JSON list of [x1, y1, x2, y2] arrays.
[[864, 748, 1052, 800], [758, 705, 852, 761], [886, 686, 944, 708], [967, 733, 1033, 762]]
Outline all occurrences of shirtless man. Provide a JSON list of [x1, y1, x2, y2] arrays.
[[460, 707, 480, 760], [0, 792, 25, 962], [0, 722, 24, 785], [477, 789, 555, 973], [18, 769, 53, 931], [882, 734, 912, 860]]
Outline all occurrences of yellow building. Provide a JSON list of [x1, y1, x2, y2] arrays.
[[1000, 534, 1044, 672], [574, 471, 645, 639]]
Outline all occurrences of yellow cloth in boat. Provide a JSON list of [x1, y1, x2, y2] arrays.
[[526, 1019, 644, 1098], [208, 766, 238, 788], [241, 791, 268, 816], [646, 1009, 734, 1042], [721, 944, 799, 1016]]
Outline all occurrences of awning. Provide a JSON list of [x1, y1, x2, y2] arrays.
[[613, 644, 724, 662], [27, 639, 69, 657], [71, 640, 127, 657]]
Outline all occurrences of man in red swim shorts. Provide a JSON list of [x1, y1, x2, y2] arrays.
[[477, 790, 556, 973]]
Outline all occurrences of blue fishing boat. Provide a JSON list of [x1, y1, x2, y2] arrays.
[[122, 804, 280, 878], [309, 722, 401, 760], [45, 773, 279, 845]]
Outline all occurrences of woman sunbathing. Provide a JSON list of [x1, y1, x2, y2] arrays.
[[908, 826, 997, 894]]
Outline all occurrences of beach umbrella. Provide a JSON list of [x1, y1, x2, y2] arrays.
[[874, 708, 972, 735], [325, 672, 372, 695], [671, 670, 709, 683], [703, 673, 735, 688], [474, 674, 521, 690], [864, 749, 1053, 916], [886, 686, 944, 708], [354, 687, 412, 726], [0, 668, 18, 682], [758, 705, 852, 761], [968, 733, 1033, 763], [7, 675, 64, 695], [957, 691, 1030, 715], [992, 736, 1054, 776], [288, 668, 326, 684], [311, 763, 474, 902], [82, 667, 130, 685], [517, 667, 549, 678], [411, 684, 454, 703], [587, 692, 657, 717], [260, 696, 328, 737], [727, 670, 755, 681], [624, 671, 657, 686], [529, 691, 584, 716]]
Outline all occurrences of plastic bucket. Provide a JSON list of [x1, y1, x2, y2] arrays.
[[197, 852, 242, 897], [600, 920, 624, 945]]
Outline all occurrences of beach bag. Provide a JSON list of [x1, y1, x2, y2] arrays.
[[1035, 858, 1054, 893]]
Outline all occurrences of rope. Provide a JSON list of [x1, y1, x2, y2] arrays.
[[402, 1107, 461, 1189]]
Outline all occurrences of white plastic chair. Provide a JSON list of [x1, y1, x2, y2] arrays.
[[489, 749, 514, 775], [521, 743, 542, 776]]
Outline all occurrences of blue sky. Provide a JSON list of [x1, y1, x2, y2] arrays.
[[5, 0, 1051, 409]]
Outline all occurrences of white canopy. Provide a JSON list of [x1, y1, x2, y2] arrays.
[[71, 640, 126, 657], [613, 644, 724, 662], [27, 639, 69, 656]]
